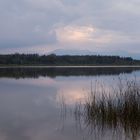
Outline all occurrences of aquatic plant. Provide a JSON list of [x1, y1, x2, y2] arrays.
[[74, 78, 140, 140]]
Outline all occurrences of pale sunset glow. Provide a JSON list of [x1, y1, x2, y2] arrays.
[[57, 89, 86, 105], [56, 25, 113, 45], [56, 26, 95, 43]]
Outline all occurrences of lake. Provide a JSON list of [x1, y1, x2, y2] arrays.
[[0, 67, 140, 140]]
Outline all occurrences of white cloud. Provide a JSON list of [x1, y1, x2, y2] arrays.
[[55, 25, 116, 45]]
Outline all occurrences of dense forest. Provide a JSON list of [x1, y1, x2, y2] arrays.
[[0, 53, 140, 66]]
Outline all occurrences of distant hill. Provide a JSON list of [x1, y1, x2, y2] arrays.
[[48, 49, 96, 56], [0, 53, 140, 66], [48, 49, 140, 60]]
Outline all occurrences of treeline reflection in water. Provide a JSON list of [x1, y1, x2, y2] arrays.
[[0, 67, 140, 79]]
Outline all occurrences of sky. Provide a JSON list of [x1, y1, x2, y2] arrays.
[[0, 0, 140, 58]]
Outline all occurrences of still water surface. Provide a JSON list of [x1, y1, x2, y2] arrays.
[[0, 67, 140, 140]]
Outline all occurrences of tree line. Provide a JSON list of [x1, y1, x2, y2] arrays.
[[0, 53, 139, 65]]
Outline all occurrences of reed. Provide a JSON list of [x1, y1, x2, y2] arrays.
[[74, 78, 140, 139]]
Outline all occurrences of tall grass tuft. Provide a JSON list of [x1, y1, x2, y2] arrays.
[[74, 78, 140, 139]]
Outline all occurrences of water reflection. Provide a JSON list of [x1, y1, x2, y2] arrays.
[[0, 68, 140, 140], [0, 67, 140, 78], [61, 78, 140, 140]]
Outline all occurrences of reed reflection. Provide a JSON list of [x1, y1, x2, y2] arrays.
[[60, 78, 140, 140]]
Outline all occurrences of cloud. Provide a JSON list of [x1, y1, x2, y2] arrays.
[[0, 0, 140, 57], [55, 25, 113, 44]]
